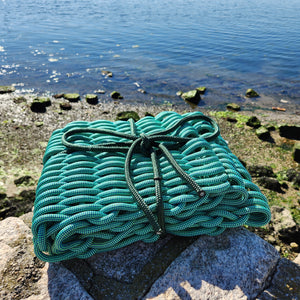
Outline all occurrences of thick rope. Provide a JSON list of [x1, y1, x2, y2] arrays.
[[32, 111, 271, 262]]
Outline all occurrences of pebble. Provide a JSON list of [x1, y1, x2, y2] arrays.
[[290, 242, 299, 252]]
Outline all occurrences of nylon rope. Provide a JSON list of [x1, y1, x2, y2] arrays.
[[32, 111, 271, 262]]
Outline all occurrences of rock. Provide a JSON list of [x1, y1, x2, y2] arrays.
[[30, 98, 51, 113], [247, 165, 276, 178], [94, 89, 106, 94], [267, 235, 276, 244], [101, 70, 113, 77], [145, 228, 279, 300], [292, 142, 300, 163], [258, 258, 300, 300], [35, 121, 44, 127], [14, 175, 33, 186], [226, 103, 241, 111], [85, 94, 98, 105], [181, 89, 201, 105], [246, 116, 261, 128], [176, 91, 183, 97], [270, 206, 297, 236], [286, 169, 300, 182], [290, 242, 299, 252], [138, 88, 146, 94], [63, 93, 80, 102], [294, 254, 300, 266], [196, 86, 206, 94], [278, 124, 300, 140], [256, 126, 270, 140], [257, 177, 282, 192], [13, 96, 27, 104], [53, 93, 64, 99], [59, 101, 72, 110], [116, 111, 140, 122], [245, 88, 259, 98], [145, 112, 154, 117], [225, 117, 238, 123], [0, 85, 15, 94], [111, 91, 123, 100]]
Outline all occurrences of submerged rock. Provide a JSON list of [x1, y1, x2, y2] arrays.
[[181, 89, 201, 105], [0, 85, 15, 94], [245, 88, 259, 98], [226, 103, 241, 111]]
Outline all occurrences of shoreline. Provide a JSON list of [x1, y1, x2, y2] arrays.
[[0, 90, 299, 260]]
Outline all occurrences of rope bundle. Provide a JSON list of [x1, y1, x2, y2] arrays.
[[32, 111, 271, 262]]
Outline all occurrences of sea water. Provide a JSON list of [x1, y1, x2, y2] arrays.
[[0, 0, 299, 108]]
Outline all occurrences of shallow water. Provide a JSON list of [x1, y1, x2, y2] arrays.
[[0, 0, 299, 108]]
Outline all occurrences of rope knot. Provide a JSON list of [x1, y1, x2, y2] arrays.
[[139, 133, 153, 155]]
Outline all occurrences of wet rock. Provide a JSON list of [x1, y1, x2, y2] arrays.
[[30, 98, 51, 113], [290, 242, 299, 252], [226, 103, 241, 111], [53, 93, 64, 99], [256, 126, 270, 140], [196, 86, 206, 94], [111, 91, 123, 100], [246, 116, 261, 128], [248, 165, 276, 178], [293, 142, 300, 163], [85, 94, 98, 105], [94, 89, 106, 94], [181, 89, 201, 105], [278, 124, 300, 140], [0, 86, 15, 94], [59, 101, 72, 110], [63, 93, 80, 102], [245, 88, 259, 98], [176, 91, 183, 97], [270, 206, 297, 237], [14, 175, 33, 186], [116, 111, 140, 122], [138, 88, 146, 94], [257, 177, 282, 192], [101, 70, 113, 77], [258, 258, 300, 300]]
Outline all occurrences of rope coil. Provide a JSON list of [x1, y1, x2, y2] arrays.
[[32, 111, 271, 262]]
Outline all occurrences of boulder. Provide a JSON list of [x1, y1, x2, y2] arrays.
[[278, 124, 300, 140], [0, 86, 15, 94], [245, 89, 259, 98], [181, 89, 201, 105], [30, 98, 51, 113]]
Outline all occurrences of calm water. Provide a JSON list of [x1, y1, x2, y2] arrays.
[[1, 0, 300, 108]]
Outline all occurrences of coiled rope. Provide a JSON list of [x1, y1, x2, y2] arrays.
[[32, 111, 271, 262]]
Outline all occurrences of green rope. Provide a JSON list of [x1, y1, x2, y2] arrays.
[[32, 111, 271, 262]]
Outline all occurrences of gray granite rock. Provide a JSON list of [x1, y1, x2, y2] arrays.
[[144, 228, 280, 300]]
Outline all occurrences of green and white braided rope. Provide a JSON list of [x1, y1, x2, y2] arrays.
[[32, 111, 271, 262]]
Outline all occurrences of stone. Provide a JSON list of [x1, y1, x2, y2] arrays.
[[278, 124, 300, 140], [138, 88, 146, 94], [256, 126, 270, 140], [181, 89, 201, 105], [111, 91, 123, 100], [85, 94, 98, 105], [30, 98, 51, 113], [226, 103, 241, 111], [294, 254, 300, 266], [94, 89, 106, 94], [246, 116, 261, 128], [101, 70, 113, 77], [290, 242, 299, 252], [0, 85, 15, 94], [270, 206, 297, 236], [245, 88, 259, 98], [53, 93, 64, 99], [258, 258, 300, 300], [145, 228, 280, 300], [59, 101, 72, 110], [116, 111, 140, 122], [292, 142, 300, 163], [63, 93, 80, 102], [14, 175, 33, 186], [257, 177, 282, 192], [176, 91, 183, 97], [247, 165, 276, 178], [196, 86, 206, 94]]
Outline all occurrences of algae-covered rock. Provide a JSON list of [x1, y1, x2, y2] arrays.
[[63, 93, 80, 102], [196, 86, 207, 94], [86, 94, 98, 105], [116, 111, 140, 122], [111, 91, 123, 100], [278, 124, 300, 140], [256, 126, 270, 140], [246, 116, 261, 128], [181, 89, 201, 104], [30, 97, 51, 113], [176, 91, 183, 97], [60, 101, 72, 110], [0, 86, 15, 94], [292, 142, 300, 163], [245, 88, 259, 98], [226, 103, 241, 111]]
